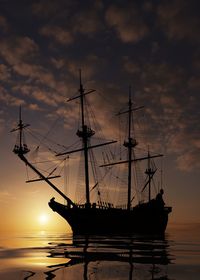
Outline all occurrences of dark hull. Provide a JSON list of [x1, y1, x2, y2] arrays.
[[49, 199, 172, 235]]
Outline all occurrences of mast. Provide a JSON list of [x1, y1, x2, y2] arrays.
[[76, 70, 94, 205], [123, 87, 137, 210], [19, 153, 75, 206], [11, 106, 30, 155], [145, 150, 156, 202], [127, 87, 132, 211], [60, 71, 117, 205], [12, 108, 76, 207]]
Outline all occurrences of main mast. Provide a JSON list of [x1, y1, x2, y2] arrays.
[[76, 70, 95, 206], [57, 71, 117, 205]]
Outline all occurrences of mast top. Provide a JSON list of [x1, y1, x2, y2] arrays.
[[11, 106, 30, 155], [129, 85, 132, 103], [79, 69, 83, 89]]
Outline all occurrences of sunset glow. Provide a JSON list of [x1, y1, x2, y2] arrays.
[[38, 214, 49, 225], [0, 0, 199, 235], [0, 2, 200, 280]]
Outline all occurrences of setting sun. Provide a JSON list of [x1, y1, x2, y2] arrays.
[[38, 214, 49, 225]]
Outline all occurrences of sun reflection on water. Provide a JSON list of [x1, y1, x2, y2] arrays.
[[0, 225, 200, 279]]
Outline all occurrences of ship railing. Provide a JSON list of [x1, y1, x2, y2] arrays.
[[75, 201, 117, 210], [96, 201, 114, 209]]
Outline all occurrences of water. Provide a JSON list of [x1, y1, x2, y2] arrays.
[[0, 224, 200, 279]]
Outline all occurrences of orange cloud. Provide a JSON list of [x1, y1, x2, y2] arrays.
[[0, 36, 39, 66], [0, 86, 25, 107], [0, 64, 11, 81]]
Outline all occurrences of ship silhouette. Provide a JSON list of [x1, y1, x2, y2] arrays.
[[12, 71, 172, 235]]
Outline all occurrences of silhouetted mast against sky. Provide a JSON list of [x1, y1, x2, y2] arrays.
[[128, 87, 134, 210], [145, 149, 157, 202], [65, 70, 96, 205], [77, 69, 94, 205], [56, 71, 117, 205], [123, 87, 137, 211], [11, 105, 30, 155], [103, 87, 138, 210], [11, 107, 76, 207], [100, 89, 146, 210]]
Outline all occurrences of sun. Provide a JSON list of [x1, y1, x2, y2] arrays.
[[38, 213, 49, 225]]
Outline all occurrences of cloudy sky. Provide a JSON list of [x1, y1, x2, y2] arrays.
[[0, 0, 199, 232]]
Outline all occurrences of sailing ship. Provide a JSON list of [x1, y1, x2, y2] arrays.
[[12, 72, 172, 235]]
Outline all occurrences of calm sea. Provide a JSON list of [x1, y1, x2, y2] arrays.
[[0, 224, 200, 280]]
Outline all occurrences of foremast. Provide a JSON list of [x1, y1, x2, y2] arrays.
[[12, 107, 76, 208]]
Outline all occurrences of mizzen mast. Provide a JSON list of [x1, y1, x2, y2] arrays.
[[100, 88, 145, 210], [123, 87, 137, 210], [145, 150, 157, 202]]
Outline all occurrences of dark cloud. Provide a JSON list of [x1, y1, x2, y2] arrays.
[[31, 0, 73, 19], [157, 0, 200, 42], [0, 14, 9, 33], [105, 3, 149, 43], [0, 0, 199, 174], [40, 25, 74, 45]]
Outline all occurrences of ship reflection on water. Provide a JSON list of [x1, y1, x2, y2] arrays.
[[45, 234, 172, 280], [0, 231, 173, 279], [2, 226, 200, 279]]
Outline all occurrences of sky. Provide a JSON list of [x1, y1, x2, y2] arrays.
[[0, 0, 200, 233]]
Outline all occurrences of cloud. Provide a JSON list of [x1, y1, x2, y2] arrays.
[[0, 35, 61, 92], [66, 58, 97, 81], [0, 36, 39, 66], [40, 25, 74, 45], [28, 103, 42, 111], [32, 89, 58, 106], [0, 15, 9, 33], [51, 58, 66, 69], [0, 86, 25, 107], [120, 58, 200, 172], [39, 6, 103, 46], [15, 64, 57, 88], [176, 150, 200, 171], [157, 0, 200, 41], [188, 75, 200, 91], [12, 84, 65, 108], [72, 9, 103, 36], [123, 58, 141, 74], [0, 116, 5, 135], [0, 0, 198, 175], [0, 64, 11, 81], [32, 0, 69, 18], [105, 4, 148, 43]]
